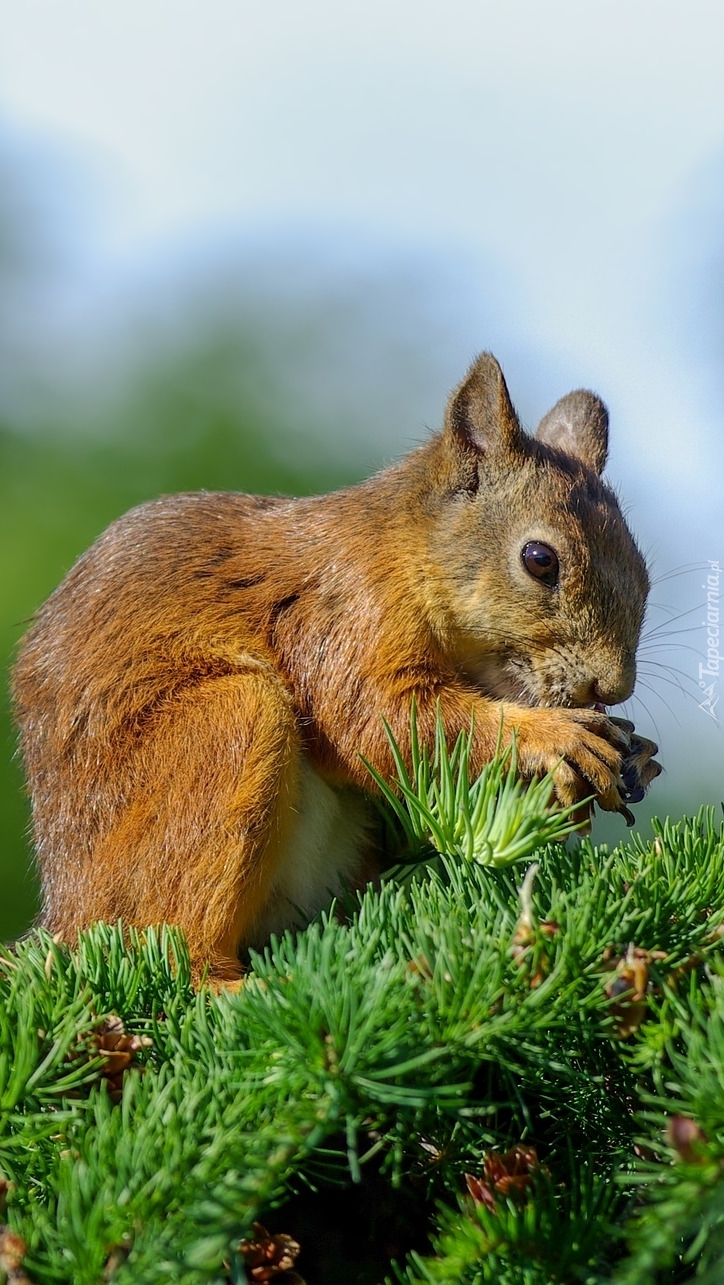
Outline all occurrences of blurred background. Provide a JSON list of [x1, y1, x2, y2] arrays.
[[0, 0, 722, 940]]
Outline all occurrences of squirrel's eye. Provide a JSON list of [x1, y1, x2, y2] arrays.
[[521, 541, 559, 587]]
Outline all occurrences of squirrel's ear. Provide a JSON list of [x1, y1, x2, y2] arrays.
[[443, 353, 524, 456], [535, 391, 609, 475]]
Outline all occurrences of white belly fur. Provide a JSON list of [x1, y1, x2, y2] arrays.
[[247, 757, 376, 947]]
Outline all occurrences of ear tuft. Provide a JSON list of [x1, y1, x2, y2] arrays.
[[444, 353, 524, 457], [535, 390, 609, 475]]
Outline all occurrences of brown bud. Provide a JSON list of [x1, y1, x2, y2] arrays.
[[92, 1015, 153, 1102], [603, 944, 656, 1038], [0, 1225, 32, 1282], [466, 1144, 544, 1213], [465, 1171, 496, 1212], [665, 1116, 707, 1164], [238, 1223, 302, 1281], [407, 955, 432, 980]]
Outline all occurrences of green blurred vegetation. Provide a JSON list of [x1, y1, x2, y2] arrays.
[[0, 327, 364, 940]]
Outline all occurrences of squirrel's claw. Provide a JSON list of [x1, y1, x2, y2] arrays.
[[598, 713, 662, 819], [561, 713, 661, 827], [612, 728, 661, 825]]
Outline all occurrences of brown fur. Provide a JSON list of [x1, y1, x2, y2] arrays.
[[12, 353, 661, 981]]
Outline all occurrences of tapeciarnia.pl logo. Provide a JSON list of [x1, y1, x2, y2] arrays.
[[699, 559, 720, 723]]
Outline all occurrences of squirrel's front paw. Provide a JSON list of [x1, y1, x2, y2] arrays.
[[510, 707, 661, 829], [510, 706, 632, 822]]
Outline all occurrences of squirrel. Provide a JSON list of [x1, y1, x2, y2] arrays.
[[12, 353, 661, 983]]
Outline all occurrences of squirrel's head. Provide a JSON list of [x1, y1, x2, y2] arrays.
[[422, 353, 649, 711]]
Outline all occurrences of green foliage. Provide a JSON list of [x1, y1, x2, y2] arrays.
[[363, 702, 585, 868], [0, 341, 362, 940], [2, 804, 724, 1282]]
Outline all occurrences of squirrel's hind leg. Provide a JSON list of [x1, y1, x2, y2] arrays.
[[53, 668, 301, 986]]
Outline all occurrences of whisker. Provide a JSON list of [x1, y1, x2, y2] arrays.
[[637, 666, 696, 701], [640, 681, 680, 725], [647, 601, 682, 616], [638, 660, 699, 689], [638, 658, 689, 683], [631, 683, 673, 734], [650, 562, 711, 586], [638, 655, 699, 677], [642, 598, 704, 624], [642, 623, 706, 642], [642, 652, 699, 673], [643, 599, 707, 629], [637, 642, 702, 658]]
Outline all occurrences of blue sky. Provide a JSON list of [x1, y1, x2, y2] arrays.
[[2, 2, 722, 478], [0, 0, 722, 806]]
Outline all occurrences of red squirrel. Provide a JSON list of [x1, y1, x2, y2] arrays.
[[12, 353, 661, 982]]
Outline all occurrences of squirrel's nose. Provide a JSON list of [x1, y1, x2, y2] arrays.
[[592, 669, 636, 707], [570, 669, 636, 708]]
